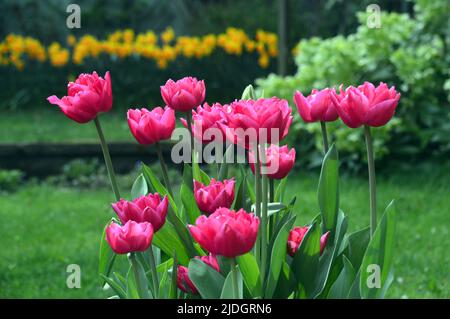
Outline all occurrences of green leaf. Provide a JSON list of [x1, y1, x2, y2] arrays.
[[153, 222, 190, 265], [220, 266, 243, 299], [232, 177, 244, 210], [312, 210, 348, 298], [327, 256, 356, 299], [241, 84, 256, 100], [99, 219, 116, 286], [183, 164, 193, 190], [359, 201, 397, 299], [169, 253, 178, 299], [142, 163, 178, 214], [236, 253, 262, 298], [291, 221, 320, 298], [180, 184, 201, 224], [192, 151, 210, 185], [188, 259, 225, 299], [126, 266, 140, 299], [317, 144, 339, 235], [131, 173, 148, 199], [345, 226, 371, 271], [244, 172, 256, 204], [274, 178, 287, 202], [101, 275, 127, 299], [265, 216, 295, 298], [218, 144, 234, 180]]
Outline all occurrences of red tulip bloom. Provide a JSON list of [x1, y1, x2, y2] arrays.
[[287, 226, 329, 257], [112, 193, 168, 232], [293, 88, 339, 123], [160, 77, 206, 112], [249, 144, 296, 180], [193, 178, 235, 214], [47, 71, 113, 123], [180, 102, 228, 143], [332, 82, 400, 128], [189, 208, 259, 258], [127, 107, 175, 145], [106, 221, 153, 254], [223, 97, 293, 148], [177, 254, 220, 294]]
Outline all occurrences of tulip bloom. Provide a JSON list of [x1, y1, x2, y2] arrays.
[[287, 226, 329, 257], [223, 97, 293, 148], [189, 208, 259, 258], [127, 107, 175, 145], [160, 77, 206, 112], [249, 144, 296, 180], [177, 254, 220, 294], [293, 88, 339, 123], [47, 71, 112, 123], [332, 82, 400, 128], [181, 103, 227, 143], [106, 221, 153, 254], [193, 178, 235, 214], [112, 193, 168, 232]]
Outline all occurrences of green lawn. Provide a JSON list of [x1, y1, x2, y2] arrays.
[[0, 110, 133, 143], [0, 171, 449, 298]]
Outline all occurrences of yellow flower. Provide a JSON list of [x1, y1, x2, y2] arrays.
[[161, 27, 175, 44]]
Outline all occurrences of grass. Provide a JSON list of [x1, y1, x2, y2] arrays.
[[0, 170, 449, 298], [0, 109, 133, 143]]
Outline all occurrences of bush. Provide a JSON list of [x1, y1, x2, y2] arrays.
[[256, 0, 450, 167], [0, 169, 24, 193]]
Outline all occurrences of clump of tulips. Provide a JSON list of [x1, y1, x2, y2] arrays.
[[48, 71, 400, 299]]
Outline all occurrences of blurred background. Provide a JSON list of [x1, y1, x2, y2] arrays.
[[0, 0, 448, 298]]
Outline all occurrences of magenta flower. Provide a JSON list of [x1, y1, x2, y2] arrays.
[[189, 208, 259, 258], [47, 71, 112, 123], [160, 77, 206, 112], [106, 221, 153, 254], [193, 178, 235, 214], [127, 107, 175, 145], [112, 193, 168, 232]]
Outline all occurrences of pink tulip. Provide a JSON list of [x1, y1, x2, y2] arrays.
[[180, 102, 228, 143], [293, 88, 339, 123], [160, 77, 206, 112], [177, 254, 220, 294], [112, 193, 168, 232], [193, 178, 235, 214], [249, 144, 296, 180], [189, 208, 259, 258], [332, 82, 400, 128], [127, 107, 175, 145], [47, 71, 112, 123], [106, 221, 153, 254], [287, 226, 329, 257], [223, 97, 293, 148]]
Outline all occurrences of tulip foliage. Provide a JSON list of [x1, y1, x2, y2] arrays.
[[49, 72, 399, 299]]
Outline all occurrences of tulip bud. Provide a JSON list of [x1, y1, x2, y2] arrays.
[[287, 226, 329, 257], [249, 144, 296, 180]]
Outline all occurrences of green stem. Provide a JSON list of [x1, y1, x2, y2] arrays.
[[148, 247, 159, 299], [129, 253, 150, 299], [155, 142, 173, 197], [269, 178, 275, 238], [260, 143, 268, 285], [254, 145, 262, 265], [94, 117, 120, 201], [364, 125, 377, 238], [320, 121, 329, 154], [230, 258, 239, 299], [186, 112, 194, 154]]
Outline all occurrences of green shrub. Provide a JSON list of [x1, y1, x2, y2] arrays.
[[0, 169, 24, 193], [256, 0, 450, 166]]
